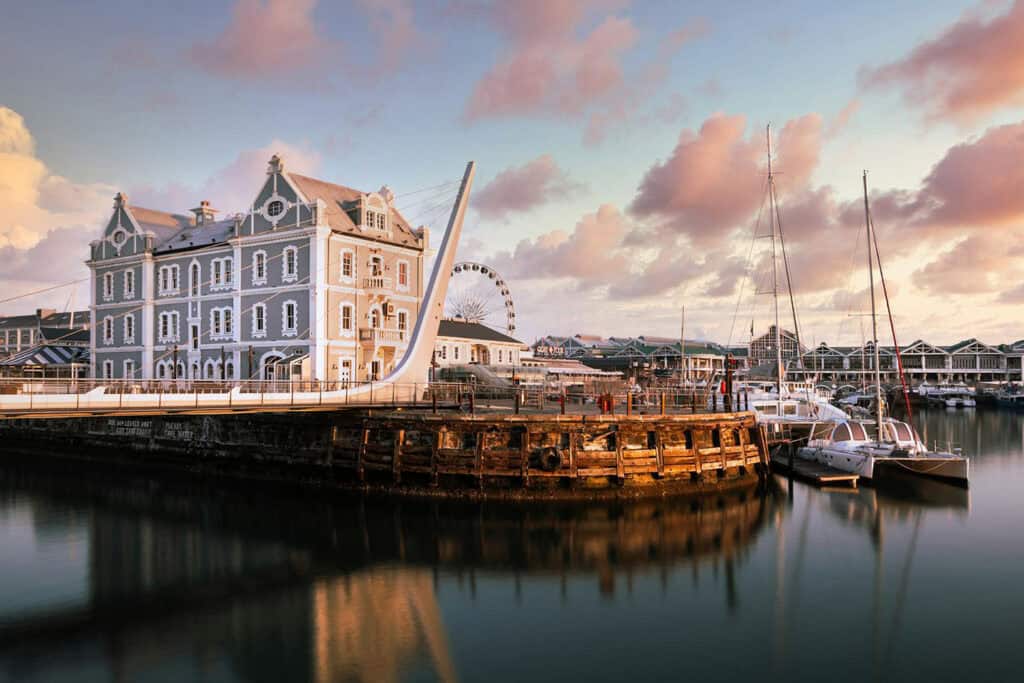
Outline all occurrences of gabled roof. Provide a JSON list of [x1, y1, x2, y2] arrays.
[[129, 205, 192, 244], [0, 314, 41, 329], [39, 327, 90, 344], [288, 173, 422, 249], [438, 320, 523, 345]]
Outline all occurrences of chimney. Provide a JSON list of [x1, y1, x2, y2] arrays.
[[190, 200, 218, 226], [36, 308, 55, 321]]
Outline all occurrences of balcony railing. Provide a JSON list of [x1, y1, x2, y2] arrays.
[[362, 275, 393, 290], [358, 327, 407, 345]]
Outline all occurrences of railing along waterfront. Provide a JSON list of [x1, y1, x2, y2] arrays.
[[0, 378, 745, 417]]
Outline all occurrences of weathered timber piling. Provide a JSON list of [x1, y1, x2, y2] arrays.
[[0, 410, 769, 500]]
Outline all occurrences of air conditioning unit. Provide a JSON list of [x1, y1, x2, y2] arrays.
[[385, 302, 396, 317]]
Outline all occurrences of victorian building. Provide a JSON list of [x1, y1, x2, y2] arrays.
[[88, 155, 427, 382]]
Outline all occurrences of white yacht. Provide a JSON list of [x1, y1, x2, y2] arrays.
[[799, 419, 969, 486]]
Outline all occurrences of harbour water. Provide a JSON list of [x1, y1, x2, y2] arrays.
[[1, 408, 1022, 682]]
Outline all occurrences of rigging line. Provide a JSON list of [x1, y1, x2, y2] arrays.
[[771, 181, 802, 361], [726, 175, 770, 349], [405, 194, 461, 224], [395, 187, 461, 214], [870, 209, 913, 421], [0, 278, 89, 306], [393, 179, 460, 199], [835, 214, 865, 346]]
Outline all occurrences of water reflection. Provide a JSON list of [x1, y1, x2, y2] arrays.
[[0, 465, 779, 683]]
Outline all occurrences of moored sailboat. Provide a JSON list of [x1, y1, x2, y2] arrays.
[[797, 172, 970, 486]]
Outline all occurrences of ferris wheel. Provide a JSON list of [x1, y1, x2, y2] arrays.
[[444, 262, 517, 334]]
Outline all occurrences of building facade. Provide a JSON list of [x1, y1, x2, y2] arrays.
[[88, 155, 427, 382], [0, 308, 90, 358], [433, 320, 524, 368]]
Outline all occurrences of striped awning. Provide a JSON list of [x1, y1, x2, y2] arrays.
[[0, 344, 89, 366]]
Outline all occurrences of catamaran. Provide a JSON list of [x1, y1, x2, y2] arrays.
[[797, 172, 969, 486]]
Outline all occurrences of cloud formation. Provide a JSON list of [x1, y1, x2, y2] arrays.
[[629, 113, 823, 246], [465, 3, 637, 120], [190, 0, 421, 82], [131, 140, 321, 215], [861, 1, 1024, 121], [473, 155, 582, 219], [0, 107, 113, 251], [491, 204, 630, 284], [191, 0, 334, 80]]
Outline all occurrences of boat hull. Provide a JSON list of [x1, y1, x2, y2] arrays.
[[797, 446, 968, 487]]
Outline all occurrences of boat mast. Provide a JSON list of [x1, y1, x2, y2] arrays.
[[863, 171, 885, 440], [768, 125, 784, 399]]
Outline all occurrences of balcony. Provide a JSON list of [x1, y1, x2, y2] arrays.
[[362, 275, 393, 291], [359, 327, 408, 345]]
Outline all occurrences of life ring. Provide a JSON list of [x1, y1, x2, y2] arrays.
[[538, 446, 563, 471]]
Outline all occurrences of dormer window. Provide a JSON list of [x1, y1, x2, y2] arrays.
[[268, 200, 284, 217]]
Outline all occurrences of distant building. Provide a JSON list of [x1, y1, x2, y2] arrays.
[[433, 320, 524, 368], [0, 308, 90, 359], [87, 154, 429, 382], [795, 338, 1024, 384], [0, 326, 90, 379], [749, 325, 803, 367], [530, 333, 735, 381]]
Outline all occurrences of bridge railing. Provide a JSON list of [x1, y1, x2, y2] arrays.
[[0, 377, 749, 415]]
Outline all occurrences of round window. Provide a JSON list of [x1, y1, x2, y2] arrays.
[[112, 229, 127, 245], [267, 200, 284, 217]]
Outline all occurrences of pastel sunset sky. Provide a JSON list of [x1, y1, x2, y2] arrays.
[[3, 0, 1024, 347]]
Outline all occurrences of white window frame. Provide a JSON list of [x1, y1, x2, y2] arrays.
[[103, 359, 113, 379], [157, 311, 180, 344], [123, 359, 135, 378], [252, 250, 268, 286], [282, 299, 298, 337], [252, 303, 267, 339], [340, 249, 355, 282], [397, 309, 408, 341], [210, 306, 233, 341], [397, 260, 410, 291], [190, 261, 200, 297], [123, 269, 135, 299], [339, 303, 354, 337], [210, 257, 233, 291], [102, 315, 114, 345], [158, 265, 180, 296], [102, 272, 114, 301], [123, 314, 135, 345], [282, 246, 298, 283]]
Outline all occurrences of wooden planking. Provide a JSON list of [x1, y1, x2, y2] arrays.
[[770, 450, 859, 487]]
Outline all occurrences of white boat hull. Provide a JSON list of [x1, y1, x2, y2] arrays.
[[798, 446, 969, 486]]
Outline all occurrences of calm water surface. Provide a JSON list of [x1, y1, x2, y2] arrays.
[[1, 408, 1022, 682]]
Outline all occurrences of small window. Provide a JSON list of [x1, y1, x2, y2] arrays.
[[711, 429, 721, 448], [254, 304, 266, 335], [398, 261, 408, 287], [268, 200, 284, 217], [647, 431, 657, 449], [340, 304, 353, 333], [684, 430, 693, 449], [283, 246, 298, 281], [832, 424, 853, 442], [341, 251, 354, 279], [849, 423, 869, 441]]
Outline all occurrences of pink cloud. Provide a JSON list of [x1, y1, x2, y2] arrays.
[[191, 0, 334, 80], [861, 1, 1024, 121], [190, 0, 421, 82], [628, 112, 823, 246], [491, 204, 629, 285], [914, 232, 1024, 295], [473, 155, 582, 219]]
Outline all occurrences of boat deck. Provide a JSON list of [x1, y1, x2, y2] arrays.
[[770, 448, 859, 487]]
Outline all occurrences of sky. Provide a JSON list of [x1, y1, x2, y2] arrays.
[[2, 0, 1024, 347]]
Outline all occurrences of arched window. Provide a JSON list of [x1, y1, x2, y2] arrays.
[[190, 262, 200, 296], [282, 300, 298, 336], [225, 361, 234, 380]]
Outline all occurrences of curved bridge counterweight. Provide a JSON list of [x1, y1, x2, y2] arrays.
[[0, 162, 477, 417]]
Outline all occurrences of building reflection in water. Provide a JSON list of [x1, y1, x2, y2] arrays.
[[0, 466, 780, 682]]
